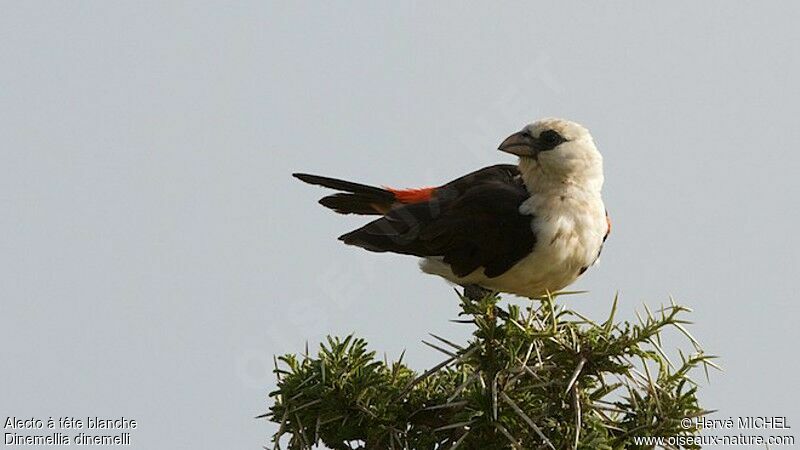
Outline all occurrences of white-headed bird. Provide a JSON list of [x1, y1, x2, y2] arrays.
[[294, 118, 610, 298]]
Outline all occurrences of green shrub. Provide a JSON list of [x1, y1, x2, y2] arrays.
[[265, 292, 717, 449]]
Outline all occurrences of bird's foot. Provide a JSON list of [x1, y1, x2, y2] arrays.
[[463, 284, 494, 302]]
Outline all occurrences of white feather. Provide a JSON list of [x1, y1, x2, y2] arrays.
[[420, 118, 607, 297]]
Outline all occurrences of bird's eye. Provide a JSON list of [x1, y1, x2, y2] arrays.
[[539, 130, 564, 149]]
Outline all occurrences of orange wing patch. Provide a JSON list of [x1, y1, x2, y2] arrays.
[[386, 187, 435, 204]]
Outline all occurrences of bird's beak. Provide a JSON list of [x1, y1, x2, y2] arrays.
[[498, 131, 538, 158]]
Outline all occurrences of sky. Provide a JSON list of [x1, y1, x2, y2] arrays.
[[2, 2, 799, 448]]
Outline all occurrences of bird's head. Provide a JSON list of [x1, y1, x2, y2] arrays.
[[499, 118, 603, 190]]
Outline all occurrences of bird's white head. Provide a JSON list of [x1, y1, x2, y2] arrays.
[[498, 118, 603, 193]]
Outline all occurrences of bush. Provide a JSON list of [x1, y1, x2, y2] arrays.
[[265, 292, 717, 449]]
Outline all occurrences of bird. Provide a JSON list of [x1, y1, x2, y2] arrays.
[[293, 118, 610, 298]]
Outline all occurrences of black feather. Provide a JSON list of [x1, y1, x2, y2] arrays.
[[319, 193, 386, 215], [293, 173, 394, 200], [293, 173, 395, 215], [337, 165, 536, 278]]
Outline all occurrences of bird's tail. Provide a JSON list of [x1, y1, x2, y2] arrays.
[[293, 173, 396, 215]]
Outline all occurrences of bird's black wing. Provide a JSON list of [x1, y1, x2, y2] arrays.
[[339, 164, 536, 278]]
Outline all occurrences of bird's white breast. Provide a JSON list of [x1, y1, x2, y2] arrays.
[[501, 190, 607, 296], [420, 187, 607, 298]]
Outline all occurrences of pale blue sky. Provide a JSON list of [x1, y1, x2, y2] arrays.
[[2, 2, 799, 448]]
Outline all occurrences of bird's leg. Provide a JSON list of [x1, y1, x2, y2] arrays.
[[463, 284, 493, 302]]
